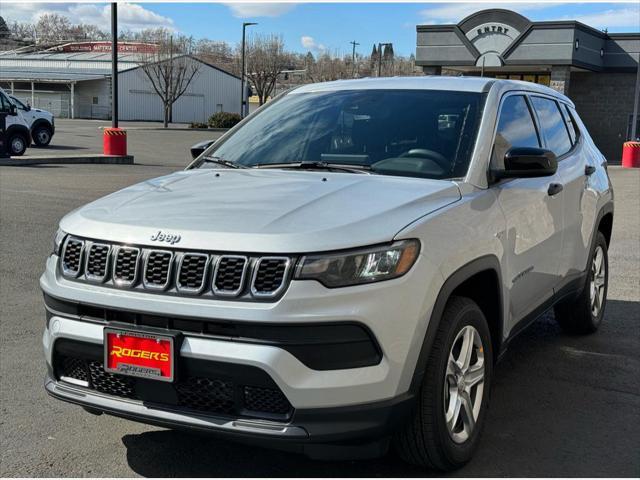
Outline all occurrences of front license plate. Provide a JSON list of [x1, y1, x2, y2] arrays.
[[104, 328, 175, 382]]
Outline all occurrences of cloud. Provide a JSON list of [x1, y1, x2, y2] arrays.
[[301, 35, 326, 53], [1, 2, 174, 31], [571, 7, 640, 29], [418, 3, 560, 25], [225, 3, 295, 18], [417, 2, 639, 31]]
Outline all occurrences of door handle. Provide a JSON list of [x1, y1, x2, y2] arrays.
[[548, 183, 563, 196], [585, 165, 596, 176]]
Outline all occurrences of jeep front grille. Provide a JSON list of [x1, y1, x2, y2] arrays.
[[59, 236, 293, 300], [143, 250, 173, 290], [61, 238, 84, 277]]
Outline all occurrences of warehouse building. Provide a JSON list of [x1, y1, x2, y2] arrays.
[[416, 9, 640, 163], [0, 43, 241, 123]]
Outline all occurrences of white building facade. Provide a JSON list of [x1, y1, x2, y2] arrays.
[[0, 51, 241, 122]]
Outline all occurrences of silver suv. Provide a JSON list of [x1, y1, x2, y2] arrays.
[[42, 77, 613, 470]]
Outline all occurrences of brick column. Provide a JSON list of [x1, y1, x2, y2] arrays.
[[550, 66, 571, 95]]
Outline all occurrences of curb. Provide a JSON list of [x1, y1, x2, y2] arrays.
[[0, 155, 134, 166], [98, 126, 229, 132]]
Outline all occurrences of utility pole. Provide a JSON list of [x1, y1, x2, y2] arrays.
[[631, 53, 640, 140], [349, 40, 360, 78], [241, 22, 257, 118], [377, 42, 392, 77], [111, 2, 118, 128]]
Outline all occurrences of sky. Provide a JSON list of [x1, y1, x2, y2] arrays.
[[2, 2, 639, 57]]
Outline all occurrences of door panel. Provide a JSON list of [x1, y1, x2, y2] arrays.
[[490, 94, 565, 327], [496, 177, 564, 323]]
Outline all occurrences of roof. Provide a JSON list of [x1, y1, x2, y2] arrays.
[[0, 67, 111, 83], [0, 51, 145, 63], [292, 76, 495, 93]]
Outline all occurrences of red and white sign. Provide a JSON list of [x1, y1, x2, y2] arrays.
[[55, 42, 158, 53]]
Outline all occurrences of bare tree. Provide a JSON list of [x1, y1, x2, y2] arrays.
[[245, 34, 290, 105], [139, 34, 201, 127]]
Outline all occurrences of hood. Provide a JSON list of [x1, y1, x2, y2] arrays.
[[60, 169, 461, 253]]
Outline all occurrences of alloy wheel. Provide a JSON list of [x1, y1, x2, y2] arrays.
[[444, 325, 485, 444], [36, 129, 51, 145], [590, 245, 606, 317], [11, 137, 25, 154]]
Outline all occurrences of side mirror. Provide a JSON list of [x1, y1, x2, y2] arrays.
[[9, 104, 18, 116], [494, 147, 557, 179], [25, 104, 31, 112], [190, 139, 216, 159]]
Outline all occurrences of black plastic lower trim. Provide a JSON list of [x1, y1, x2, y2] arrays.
[[44, 293, 381, 371]]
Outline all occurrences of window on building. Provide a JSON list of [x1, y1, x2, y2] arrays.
[[530, 96, 573, 157], [92, 97, 99, 105], [216, 104, 223, 113], [492, 95, 540, 168]]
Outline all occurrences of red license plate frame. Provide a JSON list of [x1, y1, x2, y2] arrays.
[[104, 327, 177, 382]]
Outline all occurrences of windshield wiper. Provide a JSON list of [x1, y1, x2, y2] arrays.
[[202, 156, 245, 169], [252, 161, 371, 174]]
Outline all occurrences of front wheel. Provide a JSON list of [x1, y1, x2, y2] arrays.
[[33, 125, 53, 147], [8, 133, 28, 156], [395, 296, 493, 470]]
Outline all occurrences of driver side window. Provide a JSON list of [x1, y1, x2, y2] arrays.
[[492, 95, 541, 170]]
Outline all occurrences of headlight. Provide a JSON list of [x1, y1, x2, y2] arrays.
[[295, 239, 420, 288], [53, 228, 66, 255]]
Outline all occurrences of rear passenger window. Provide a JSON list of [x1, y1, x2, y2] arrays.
[[492, 95, 540, 168], [530, 96, 573, 157]]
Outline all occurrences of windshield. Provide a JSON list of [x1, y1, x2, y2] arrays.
[[195, 89, 485, 179], [9, 96, 26, 110]]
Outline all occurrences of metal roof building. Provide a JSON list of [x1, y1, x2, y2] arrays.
[[0, 51, 241, 122]]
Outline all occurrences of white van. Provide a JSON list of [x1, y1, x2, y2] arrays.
[[0, 87, 31, 156], [10, 95, 55, 147]]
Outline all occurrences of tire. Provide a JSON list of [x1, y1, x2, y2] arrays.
[[8, 133, 28, 156], [395, 296, 493, 471], [554, 231, 608, 334], [32, 125, 53, 147]]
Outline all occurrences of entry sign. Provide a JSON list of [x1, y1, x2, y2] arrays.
[[104, 328, 175, 382]]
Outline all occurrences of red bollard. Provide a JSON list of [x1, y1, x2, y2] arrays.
[[621, 141, 640, 168], [103, 128, 127, 156]]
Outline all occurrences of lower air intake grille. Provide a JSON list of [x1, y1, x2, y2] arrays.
[[176, 377, 235, 414], [57, 354, 293, 420], [62, 238, 84, 276], [244, 385, 292, 415]]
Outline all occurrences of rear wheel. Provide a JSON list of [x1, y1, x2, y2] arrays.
[[554, 231, 608, 334], [8, 133, 28, 156], [33, 125, 53, 147], [395, 296, 493, 470]]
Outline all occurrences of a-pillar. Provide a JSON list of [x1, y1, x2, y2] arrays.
[[30, 81, 34, 107]]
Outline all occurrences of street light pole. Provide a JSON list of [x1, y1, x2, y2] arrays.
[[241, 22, 257, 118], [111, 2, 118, 128], [377, 42, 392, 77], [349, 40, 359, 78]]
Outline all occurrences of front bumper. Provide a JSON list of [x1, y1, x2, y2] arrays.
[[41, 248, 441, 453]]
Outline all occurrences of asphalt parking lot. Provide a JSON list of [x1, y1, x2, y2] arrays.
[[0, 125, 638, 476]]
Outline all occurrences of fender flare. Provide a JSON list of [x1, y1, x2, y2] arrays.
[[408, 254, 503, 394], [31, 118, 53, 134], [5, 124, 31, 143]]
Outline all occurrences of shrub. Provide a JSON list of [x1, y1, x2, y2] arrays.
[[208, 112, 242, 129], [189, 122, 208, 129]]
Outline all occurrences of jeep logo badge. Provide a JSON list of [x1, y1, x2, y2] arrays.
[[150, 230, 181, 245]]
